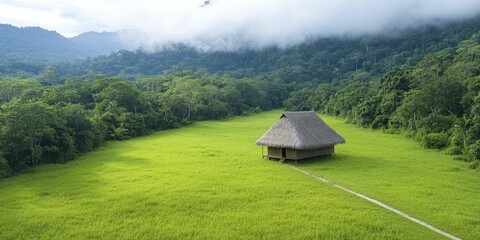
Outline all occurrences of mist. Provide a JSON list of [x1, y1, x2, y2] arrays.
[[116, 0, 480, 51], [3, 0, 480, 51]]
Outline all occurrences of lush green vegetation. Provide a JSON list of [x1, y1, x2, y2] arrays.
[[0, 73, 285, 177], [0, 10, 479, 204], [1, 11, 479, 240], [286, 34, 480, 167], [3, 110, 476, 239], [2, 16, 480, 170], [299, 114, 480, 240]]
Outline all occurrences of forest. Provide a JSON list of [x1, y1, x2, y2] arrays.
[[285, 34, 480, 168], [1, 16, 480, 177], [0, 73, 285, 177]]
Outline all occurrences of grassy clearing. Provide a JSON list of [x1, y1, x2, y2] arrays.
[[0, 110, 475, 239], [297, 115, 480, 240]]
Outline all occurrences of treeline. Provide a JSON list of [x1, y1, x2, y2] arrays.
[[0, 72, 286, 177], [286, 34, 480, 168], [56, 17, 480, 83], [3, 15, 480, 85]]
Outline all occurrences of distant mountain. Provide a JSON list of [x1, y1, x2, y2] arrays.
[[69, 31, 132, 57], [0, 24, 82, 60], [51, 15, 480, 81], [0, 24, 131, 61], [2, 15, 480, 78]]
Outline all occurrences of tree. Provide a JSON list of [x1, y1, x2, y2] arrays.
[[110, 123, 129, 141], [0, 101, 66, 171], [94, 80, 145, 113], [38, 65, 62, 85], [60, 104, 98, 153], [0, 78, 41, 103], [326, 81, 371, 119], [283, 88, 315, 111], [0, 154, 9, 178]]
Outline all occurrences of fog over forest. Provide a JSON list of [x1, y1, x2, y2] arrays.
[[2, 0, 480, 51]]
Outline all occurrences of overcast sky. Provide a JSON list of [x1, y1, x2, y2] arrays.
[[2, 0, 480, 50]]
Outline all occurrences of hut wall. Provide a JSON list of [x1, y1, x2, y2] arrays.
[[267, 146, 334, 160], [267, 147, 282, 159], [286, 149, 297, 160], [295, 146, 334, 160]]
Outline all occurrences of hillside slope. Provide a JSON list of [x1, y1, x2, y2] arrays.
[[0, 24, 129, 61], [55, 15, 480, 82], [69, 31, 132, 57], [2, 15, 480, 78], [0, 24, 82, 60]]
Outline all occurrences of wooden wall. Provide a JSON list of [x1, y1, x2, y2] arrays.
[[267, 146, 334, 160], [286, 149, 297, 160], [267, 147, 282, 159], [295, 146, 334, 160]]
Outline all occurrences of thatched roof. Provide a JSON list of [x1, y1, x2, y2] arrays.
[[256, 111, 345, 150]]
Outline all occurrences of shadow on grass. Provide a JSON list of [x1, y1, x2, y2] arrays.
[[300, 155, 335, 164], [288, 154, 351, 166], [282, 153, 378, 171], [263, 153, 358, 166]]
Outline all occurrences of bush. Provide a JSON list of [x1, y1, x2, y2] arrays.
[[445, 146, 463, 155], [403, 130, 416, 138], [453, 155, 467, 161], [449, 125, 465, 149], [384, 128, 400, 135], [372, 115, 390, 129], [0, 156, 10, 178], [469, 161, 479, 170], [466, 123, 480, 145], [421, 114, 456, 133], [423, 132, 449, 149], [467, 141, 480, 161], [415, 128, 428, 143]]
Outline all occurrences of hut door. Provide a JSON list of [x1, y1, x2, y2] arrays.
[[282, 148, 286, 158]]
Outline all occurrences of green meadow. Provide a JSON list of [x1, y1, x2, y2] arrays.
[[0, 110, 478, 239]]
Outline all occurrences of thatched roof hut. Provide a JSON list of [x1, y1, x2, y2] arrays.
[[256, 111, 345, 161]]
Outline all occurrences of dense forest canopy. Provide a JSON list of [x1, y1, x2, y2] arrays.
[[285, 34, 480, 168], [0, 73, 284, 177], [1, 16, 480, 177]]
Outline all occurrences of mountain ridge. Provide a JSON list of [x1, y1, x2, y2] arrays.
[[0, 24, 129, 60]]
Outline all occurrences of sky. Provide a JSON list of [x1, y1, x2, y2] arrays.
[[2, 0, 480, 51]]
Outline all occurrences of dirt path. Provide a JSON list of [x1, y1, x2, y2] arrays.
[[285, 164, 462, 240]]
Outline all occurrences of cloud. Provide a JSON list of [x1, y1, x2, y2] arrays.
[[1, 0, 480, 51]]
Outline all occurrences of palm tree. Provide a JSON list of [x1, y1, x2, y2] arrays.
[[110, 123, 129, 140]]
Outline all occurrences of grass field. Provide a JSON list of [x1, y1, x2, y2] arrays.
[[298, 114, 480, 240], [0, 110, 478, 239]]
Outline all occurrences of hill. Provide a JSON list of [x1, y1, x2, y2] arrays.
[[0, 24, 129, 61], [2, 16, 480, 79], [1, 15, 480, 82], [0, 111, 478, 239], [0, 24, 82, 60], [69, 31, 133, 57], [52, 15, 480, 82]]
